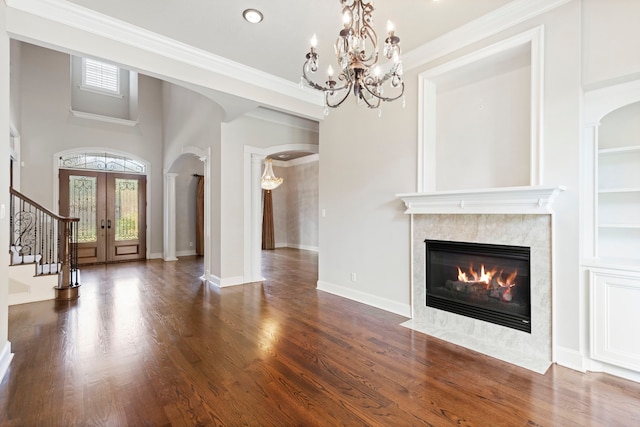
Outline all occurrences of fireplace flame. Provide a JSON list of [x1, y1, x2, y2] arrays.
[[456, 264, 518, 301]]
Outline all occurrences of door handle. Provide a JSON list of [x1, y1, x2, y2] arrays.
[[101, 219, 105, 229], [107, 219, 112, 229]]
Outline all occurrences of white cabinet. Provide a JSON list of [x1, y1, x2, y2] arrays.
[[590, 269, 640, 372], [582, 81, 640, 375]]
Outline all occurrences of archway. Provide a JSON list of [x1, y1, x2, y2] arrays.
[[244, 144, 319, 283]]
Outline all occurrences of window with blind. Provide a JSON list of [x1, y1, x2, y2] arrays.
[[82, 58, 120, 95]]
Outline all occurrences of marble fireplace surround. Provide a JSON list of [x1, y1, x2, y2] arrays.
[[397, 186, 564, 373]]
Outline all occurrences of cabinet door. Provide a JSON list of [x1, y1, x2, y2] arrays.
[[590, 269, 640, 372]]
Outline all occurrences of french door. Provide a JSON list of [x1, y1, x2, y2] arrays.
[[59, 169, 146, 265]]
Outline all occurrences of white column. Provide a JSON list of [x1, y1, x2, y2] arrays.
[[250, 154, 265, 282], [163, 172, 178, 261], [200, 153, 212, 283]]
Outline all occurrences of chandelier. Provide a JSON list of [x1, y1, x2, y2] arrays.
[[260, 158, 283, 190], [302, 0, 404, 110]]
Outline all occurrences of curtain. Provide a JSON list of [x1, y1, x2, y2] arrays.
[[196, 175, 205, 256], [262, 189, 275, 250]]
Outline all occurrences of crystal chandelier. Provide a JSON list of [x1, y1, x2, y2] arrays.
[[302, 0, 404, 110], [260, 158, 283, 190]]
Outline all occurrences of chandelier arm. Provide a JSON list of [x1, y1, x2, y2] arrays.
[[302, 63, 350, 93], [325, 81, 353, 108], [359, 91, 381, 109], [361, 80, 405, 103]]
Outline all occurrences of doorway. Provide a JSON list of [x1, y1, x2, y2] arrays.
[[59, 169, 147, 265]]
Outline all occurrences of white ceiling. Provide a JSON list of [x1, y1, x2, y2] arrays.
[[65, 0, 514, 84]]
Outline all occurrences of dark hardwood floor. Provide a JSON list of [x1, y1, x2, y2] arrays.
[[1, 248, 639, 426]]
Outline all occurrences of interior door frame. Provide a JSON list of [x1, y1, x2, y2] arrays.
[[53, 148, 152, 259]]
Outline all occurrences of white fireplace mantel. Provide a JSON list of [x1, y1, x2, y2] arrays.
[[397, 185, 566, 215]]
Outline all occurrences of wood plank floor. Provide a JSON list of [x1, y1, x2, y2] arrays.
[[1, 248, 639, 426]]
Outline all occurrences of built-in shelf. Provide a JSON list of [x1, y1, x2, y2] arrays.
[[599, 145, 640, 155], [599, 224, 640, 229], [584, 257, 640, 273], [70, 109, 138, 126], [599, 188, 640, 194], [397, 185, 565, 215]]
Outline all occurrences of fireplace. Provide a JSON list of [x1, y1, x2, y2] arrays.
[[425, 239, 531, 333]]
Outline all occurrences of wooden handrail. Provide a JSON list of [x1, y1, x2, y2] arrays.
[[10, 188, 79, 223]]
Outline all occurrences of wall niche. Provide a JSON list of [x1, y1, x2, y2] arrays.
[[418, 27, 544, 192]]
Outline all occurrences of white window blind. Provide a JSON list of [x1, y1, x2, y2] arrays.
[[83, 58, 120, 94]]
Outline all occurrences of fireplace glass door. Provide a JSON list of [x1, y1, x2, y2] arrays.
[[425, 240, 531, 332]]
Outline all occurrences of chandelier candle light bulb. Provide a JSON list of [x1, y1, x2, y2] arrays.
[[302, 0, 405, 109]]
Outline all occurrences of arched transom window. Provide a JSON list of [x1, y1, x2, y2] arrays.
[[59, 152, 146, 174]]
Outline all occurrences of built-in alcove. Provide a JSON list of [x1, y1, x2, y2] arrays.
[[70, 56, 139, 125], [419, 26, 543, 192]]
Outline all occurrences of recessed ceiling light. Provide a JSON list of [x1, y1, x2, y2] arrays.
[[243, 9, 263, 24]]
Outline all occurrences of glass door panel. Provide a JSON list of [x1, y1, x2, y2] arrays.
[[106, 173, 146, 262], [69, 175, 98, 243], [115, 178, 139, 241], [59, 170, 106, 264]]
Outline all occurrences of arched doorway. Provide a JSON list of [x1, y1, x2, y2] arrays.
[[244, 144, 319, 283], [54, 148, 151, 263]]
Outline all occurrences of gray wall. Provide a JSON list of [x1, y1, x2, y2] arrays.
[[18, 42, 164, 256], [272, 158, 319, 251]]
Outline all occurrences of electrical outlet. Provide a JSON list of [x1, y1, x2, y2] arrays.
[[351, 272, 357, 282], [189, 241, 193, 247]]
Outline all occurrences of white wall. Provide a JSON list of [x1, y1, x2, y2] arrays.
[[1, 0, 12, 380], [319, 97, 416, 315], [582, 0, 640, 88], [436, 64, 531, 190], [9, 39, 20, 130], [18, 42, 165, 255]]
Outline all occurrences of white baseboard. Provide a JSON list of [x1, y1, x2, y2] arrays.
[[148, 252, 163, 260], [554, 346, 586, 372], [585, 359, 640, 383], [207, 274, 251, 288], [287, 243, 319, 253], [555, 346, 640, 383], [316, 280, 411, 317], [176, 250, 197, 257], [0, 341, 14, 383], [274, 243, 319, 252]]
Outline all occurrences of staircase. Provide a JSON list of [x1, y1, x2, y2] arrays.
[[8, 188, 80, 305]]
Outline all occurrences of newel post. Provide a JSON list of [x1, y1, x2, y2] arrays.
[[56, 218, 80, 301]]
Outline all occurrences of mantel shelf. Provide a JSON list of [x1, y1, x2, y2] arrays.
[[397, 185, 566, 215]]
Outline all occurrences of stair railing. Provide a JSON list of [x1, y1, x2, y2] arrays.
[[9, 188, 80, 299]]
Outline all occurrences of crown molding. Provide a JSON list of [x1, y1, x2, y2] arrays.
[[402, 0, 571, 72], [5, 0, 324, 109]]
